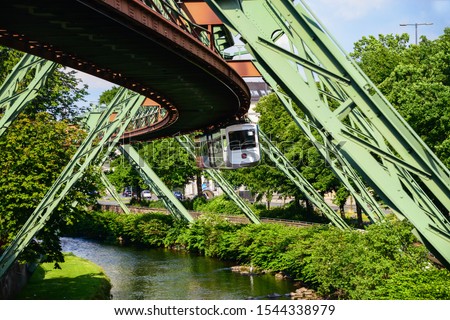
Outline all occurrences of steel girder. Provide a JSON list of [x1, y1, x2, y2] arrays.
[[118, 144, 195, 223], [0, 88, 145, 278], [175, 135, 261, 224], [100, 171, 131, 215], [258, 130, 350, 230], [0, 54, 56, 138], [205, 0, 450, 266]]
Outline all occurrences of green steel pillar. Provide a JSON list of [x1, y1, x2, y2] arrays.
[[0, 88, 145, 278], [82, 104, 165, 216], [258, 130, 351, 230], [100, 171, 131, 215], [175, 135, 261, 224], [118, 144, 195, 223], [0, 54, 56, 137], [205, 0, 450, 267]]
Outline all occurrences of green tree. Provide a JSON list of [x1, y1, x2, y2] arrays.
[[0, 47, 99, 265], [106, 156, 144, 196], [351, 30, 450, 167], [350, 33, 410, 86], [0, 46, 89, 120], [224, 92, 340, 219], [0, 113, 98, 264], [138, 138, 200, 191]]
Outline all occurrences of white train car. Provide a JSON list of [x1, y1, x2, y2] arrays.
[[195, 123, 261, 169]]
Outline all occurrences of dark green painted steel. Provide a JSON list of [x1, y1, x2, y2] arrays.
[[0, 0, 250, 140]]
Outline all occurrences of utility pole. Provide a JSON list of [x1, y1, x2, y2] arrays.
[[400, 22, 433, 44]]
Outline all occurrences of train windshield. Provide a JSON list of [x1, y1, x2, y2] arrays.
[[228, 129, 257, 150]]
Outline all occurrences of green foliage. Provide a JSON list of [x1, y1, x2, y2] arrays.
[[98, 86, 120, 105], [258, 201, 328, 223], [0, 46, 89, 120], [64, 211, 176, 248], [0, 113, 98, 263], [175, 213, 240, 257], [106, 158, 144, 195], [192, 194, 245, 215], [106, 137, 200, 198], [69, 211, 450, 299], [301, 218, 434, 299], [351, 29, 450, 167], [138, 138, 200, 190]]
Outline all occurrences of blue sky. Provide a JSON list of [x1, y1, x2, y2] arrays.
[[304, 0, 450, 50], [76, 0, 450, 105]]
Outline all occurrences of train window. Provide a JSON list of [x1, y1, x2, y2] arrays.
[[195, 123, 260, 169], [228, 129, 257, 150]]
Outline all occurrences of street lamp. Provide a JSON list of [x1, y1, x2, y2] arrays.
[[399, 22, 433, 44]]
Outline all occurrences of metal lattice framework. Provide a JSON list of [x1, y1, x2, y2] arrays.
[[118, 143, 195, 222], [0, 88, 145, 277], [258, 130, 351, 230], [175, 135, 261, 224], [0, 54, 57, 138], [205, 0, 450, 266]]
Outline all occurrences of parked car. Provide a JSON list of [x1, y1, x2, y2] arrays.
[[122, 189, 132, 197], [141, 190, 152, 200], [173, 191, 184, 201]]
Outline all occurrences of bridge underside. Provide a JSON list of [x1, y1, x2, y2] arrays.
[[0, 0, 250, 140]]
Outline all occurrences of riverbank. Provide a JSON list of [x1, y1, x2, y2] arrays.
[[62, 210, 450, 300], [16, 253, 111, 300]]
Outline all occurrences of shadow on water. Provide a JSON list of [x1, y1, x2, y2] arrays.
[[61, 237, 296, 300]]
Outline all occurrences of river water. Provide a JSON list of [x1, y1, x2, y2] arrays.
[[61, 237, 296, 300]]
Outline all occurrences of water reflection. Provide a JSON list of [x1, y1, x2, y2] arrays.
[[61, 237, 295, 300]]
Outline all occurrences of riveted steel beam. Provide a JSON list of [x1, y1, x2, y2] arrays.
[[0, 54, 57, 138], [100, 171, 131, 215], [118, 144, 195, 223], [175, 135, 261, 224], [0, 88, 145, 278], [205, 0, 450, 267]]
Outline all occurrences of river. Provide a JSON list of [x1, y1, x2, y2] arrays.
[[61, 237, 296, 300]]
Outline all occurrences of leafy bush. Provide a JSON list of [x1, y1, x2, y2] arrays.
[[193, 195, 245, 215], [66, 211, 450, 299], [258, 201, 328, 222]]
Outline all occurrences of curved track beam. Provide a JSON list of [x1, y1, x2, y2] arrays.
[[0, 0, 250, 140]]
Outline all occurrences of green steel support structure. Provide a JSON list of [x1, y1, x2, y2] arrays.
[[0, 54, 56, 138], [258, 130, 350, 230], [206, 0, 450, 266], [118, 144, 195, 223], [175, 135, 261, 224], [84, 103, 167, 216], [0, 88, 145, 278], [100, 170, 131, 215]]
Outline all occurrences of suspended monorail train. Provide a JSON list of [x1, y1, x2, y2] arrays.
[[195, 123, 261, 169]]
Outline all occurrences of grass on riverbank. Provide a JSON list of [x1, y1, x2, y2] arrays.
[[16, 253, 111, 300]]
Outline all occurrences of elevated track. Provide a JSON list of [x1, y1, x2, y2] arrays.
[[0, 0, 250, 140]]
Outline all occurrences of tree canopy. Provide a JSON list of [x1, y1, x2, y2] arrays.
[[350, 29, 450, 167], [0, 47, 97, 265]]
